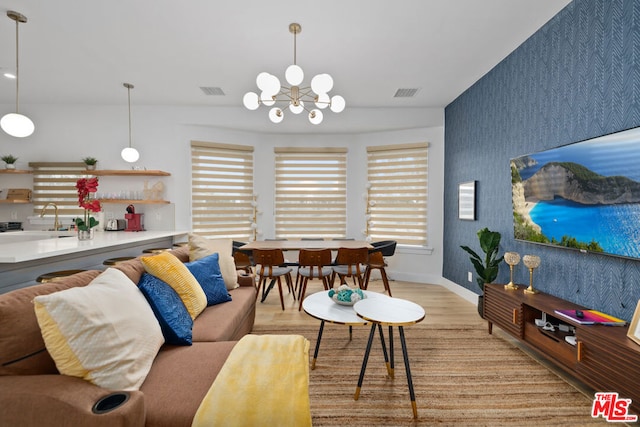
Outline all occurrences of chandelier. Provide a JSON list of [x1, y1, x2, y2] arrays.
[[243, 23, 345, 125]]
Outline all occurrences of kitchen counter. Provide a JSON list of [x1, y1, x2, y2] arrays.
[[0, 230, 188, 293], [0, 230, 186, 263]]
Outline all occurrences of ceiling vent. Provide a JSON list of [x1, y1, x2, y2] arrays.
[[394, 88, 420, 98], [200, 86, 225, 96]]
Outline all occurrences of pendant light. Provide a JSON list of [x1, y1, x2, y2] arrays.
[[1, 11, 34, 138], [120, 83, 140, 163]]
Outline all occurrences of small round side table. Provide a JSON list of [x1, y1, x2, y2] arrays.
[[302, 290, 390, 369], [353, 297, 425, 418]]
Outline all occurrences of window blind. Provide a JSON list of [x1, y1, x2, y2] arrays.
[[274, 147, 347, 239], [190, 141, 255, 240], [29, 162, 89, 217], [366, 142, 429, 246]]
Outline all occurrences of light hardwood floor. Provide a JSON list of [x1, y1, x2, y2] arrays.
[[254, 277, 482, 328], [253, 275, 596, 400]]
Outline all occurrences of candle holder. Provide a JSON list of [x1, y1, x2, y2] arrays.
[[503, 251, 520, 290], [523, 255, 541, 294]]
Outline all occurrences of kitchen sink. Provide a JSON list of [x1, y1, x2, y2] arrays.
[[0, 230, 77, 244]]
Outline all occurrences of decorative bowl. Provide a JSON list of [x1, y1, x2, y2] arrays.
[[328, 285, 366, 306]]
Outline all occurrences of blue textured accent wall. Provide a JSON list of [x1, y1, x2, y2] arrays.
[[443, 0, 640, 321]]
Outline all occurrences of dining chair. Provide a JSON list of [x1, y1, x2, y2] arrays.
[[330, 247, 369, 288], [295, 238, 323, 289], [265, 238, 299, 267], [253, 248, 294, 311], [297, 248, 333, 311], [363, 240, 397, 296], [232, 241, 253, 274]]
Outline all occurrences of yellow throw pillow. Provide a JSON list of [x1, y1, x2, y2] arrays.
[[141, 251, 207, 319], [188, 233, 239, 290], [33, 268, 164, 391]]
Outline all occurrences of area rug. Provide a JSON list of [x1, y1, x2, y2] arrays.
[[251, 323, 608, 426]]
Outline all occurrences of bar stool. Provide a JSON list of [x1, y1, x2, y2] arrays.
[[142, 248, 172, 254], [36, 269, 87, 283], [103, 256, 136, 266]]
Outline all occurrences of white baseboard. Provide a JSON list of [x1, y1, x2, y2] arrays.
[[437, 277, 479, 305], [386, 270, 479, 307]]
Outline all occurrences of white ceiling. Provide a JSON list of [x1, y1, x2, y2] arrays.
[[0, 0, 570, 134]]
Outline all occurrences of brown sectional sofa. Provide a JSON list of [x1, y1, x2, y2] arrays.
[[0, 246, 257, 427]]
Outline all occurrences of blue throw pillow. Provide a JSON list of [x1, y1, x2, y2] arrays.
[[138, 273, 193, 345], [185, 253, 232, 306]]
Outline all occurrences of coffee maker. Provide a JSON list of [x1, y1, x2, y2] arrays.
[[124, 204, 144, 232]]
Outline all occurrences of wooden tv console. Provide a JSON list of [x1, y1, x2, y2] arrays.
[[484, 283, 640, 416]]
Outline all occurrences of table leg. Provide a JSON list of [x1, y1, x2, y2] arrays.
[[354, 322, 377, 400], [388, 325, 394, 379], [260, 278, 276, 302], [376, 323, 392, 378], [311, 320, 325, 370], [399, 326, 417, 418]]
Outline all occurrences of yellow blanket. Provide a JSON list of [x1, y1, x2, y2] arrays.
[[192, 334, 312, 427]]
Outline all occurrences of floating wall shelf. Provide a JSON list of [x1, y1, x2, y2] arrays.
[[0, 169, 31, 174], [91, 170, 170, 176]]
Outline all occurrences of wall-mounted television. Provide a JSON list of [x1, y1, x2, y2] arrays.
[[511, 126, 640, 260]]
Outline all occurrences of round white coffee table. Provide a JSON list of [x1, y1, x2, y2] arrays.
[[353, 297, 425, 418], [302, 290, 390, 369]]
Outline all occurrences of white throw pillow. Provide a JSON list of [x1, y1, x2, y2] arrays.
[[188, 233, 239, 290], [33, 268, 164, 391]]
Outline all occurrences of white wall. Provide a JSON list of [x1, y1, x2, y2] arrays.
[[0, 104, 445, 283]]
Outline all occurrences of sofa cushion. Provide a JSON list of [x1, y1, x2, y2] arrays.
[[0, 270, 101, 376], [33, 268, 164, 391], [138, 273, 193, 345], [192, 286, 256, 342], [185, 253, 231, 306], [141, 251, 207, 320], [112, 255, 146, 284], [188, 234, 239, 290], [170, 245, 190, 262], [140, 341, 237, 427], [112, 247, 187, 285]]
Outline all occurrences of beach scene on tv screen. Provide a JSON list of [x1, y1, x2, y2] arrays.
[[511, 127, 640, 259]]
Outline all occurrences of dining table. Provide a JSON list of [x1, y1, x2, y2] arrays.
[[239, 239, 373, 303], [239, 239, 373, 251]]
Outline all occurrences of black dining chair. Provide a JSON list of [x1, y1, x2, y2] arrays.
[[363, 240, 397, 296]]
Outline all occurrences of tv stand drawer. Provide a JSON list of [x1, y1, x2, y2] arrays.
[[523, 322, 576, 368]]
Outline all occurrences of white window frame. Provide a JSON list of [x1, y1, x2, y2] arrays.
[[274, 147, 348, 239], [29, 162, 90, 220], [366, 142, 428, 246], [190, 141, 255, 240]]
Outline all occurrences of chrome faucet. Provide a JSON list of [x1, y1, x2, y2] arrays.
[[40, 202, 60, 231]]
